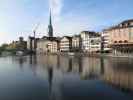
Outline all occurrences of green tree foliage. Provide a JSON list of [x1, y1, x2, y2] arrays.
[[0, 44, 9, 55]]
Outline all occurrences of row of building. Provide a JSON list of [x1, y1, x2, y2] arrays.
[[9, 13, 133, 55], [27, 31, 102, 54], [26, 19, 133, 55], [27, 12, 102, 54], [6, 31, 101, 54]]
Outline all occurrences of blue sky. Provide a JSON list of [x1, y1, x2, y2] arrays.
[[0, 0, 133, 44]]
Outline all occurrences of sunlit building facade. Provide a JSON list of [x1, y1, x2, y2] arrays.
[[60, 36, 72, 52], [103, 19, 133, 55], [80, 31, 101, 52], [72, 35, 82, 52], [37, 37, 59, 54]]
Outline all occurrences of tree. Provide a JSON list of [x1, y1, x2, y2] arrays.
[[0, 44, 9, 55]]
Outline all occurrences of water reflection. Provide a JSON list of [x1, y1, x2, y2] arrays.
[[100, 57, 104, 75], [48, 67, 53, 99], [12, 55, 133, 92], [103, 58, 133, 93], [2, 55, 133, 100]]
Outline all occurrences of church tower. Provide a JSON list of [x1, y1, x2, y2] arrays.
[[48, 11, 53, 37]]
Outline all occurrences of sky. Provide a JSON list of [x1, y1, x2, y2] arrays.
[[0, 0, 133, 44]]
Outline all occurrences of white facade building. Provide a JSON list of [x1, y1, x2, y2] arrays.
[[80, 31, 90, 52], [72, 35, 82, 52], [47, 41, 59, 53], [90, 36, 101, 52], [80, 31, 101, 52], [102, 30, 112, 52], [60, 36, 72, 52]]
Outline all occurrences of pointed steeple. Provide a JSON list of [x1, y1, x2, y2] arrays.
[[48, 9, 53, 37], [49, 10, 52, 26]]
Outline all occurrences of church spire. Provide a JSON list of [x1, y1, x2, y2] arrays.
[[48, 9, 53, 37], [49, 10, 52, 26]]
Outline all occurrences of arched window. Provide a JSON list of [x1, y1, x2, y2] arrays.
[[114, 41, 117, 43], [124, 40, 128, 43], [119, 41, 122, 43]]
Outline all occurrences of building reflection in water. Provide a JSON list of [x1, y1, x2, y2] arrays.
[[12, 56, 27, 70], [28, 55, 37, 76], [78, 57, 83, 73], [100, 57, 104, 75], [47, 66, 53, 99], [15, 55, 133, 93], [68, 57, 72, 72], [29, 55, 33, 65], [57, 56, 133, 92], [103, 58, 133, 92], [57, 55, 61, 69], [18, 57, 24, 69], [29, 55, 37, 65]]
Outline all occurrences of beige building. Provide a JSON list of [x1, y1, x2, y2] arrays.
[[37, 38, 50, 54], [47, 40, 59, 53], [60, 36, 72, 52], [8, 37, 27, 51], [103, 19, 133, 54], [37, 37, 59, 54], [104, 19, 133, 45]]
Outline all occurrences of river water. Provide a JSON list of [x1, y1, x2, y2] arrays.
[[0, 55, 133, 100]]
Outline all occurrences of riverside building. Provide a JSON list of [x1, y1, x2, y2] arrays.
[[60, 36, 72, 52], [37, 37, 59, 54], [9, 37, 27, 51], [72, 35, 82, 52], [103, 19, 133, 55], [80, 31, 101, 53], [102, 30, 112, 52]]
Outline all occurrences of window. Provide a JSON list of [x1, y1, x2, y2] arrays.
[[119, 41, 122, 43], [114, 41, 117, 43], [124, 40, 128, 43]]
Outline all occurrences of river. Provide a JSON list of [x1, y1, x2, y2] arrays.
[[0, 55, 133, 100]]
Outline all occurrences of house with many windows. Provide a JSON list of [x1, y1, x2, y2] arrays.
[[37, 37, 60, 54], [103, 19, 133, 55], [80, 31, 101, 53], [72, 35, 82, 52], [60, 36, 72, 52]]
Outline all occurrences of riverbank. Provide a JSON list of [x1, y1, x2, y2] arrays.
[[1, 51, 133, 59], [36, 52, 133, 59]]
